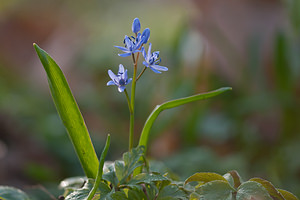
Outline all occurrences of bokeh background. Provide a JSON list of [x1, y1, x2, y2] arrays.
[[1, 0, 300, 198]]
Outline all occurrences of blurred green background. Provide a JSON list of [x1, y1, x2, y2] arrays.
[[0, 0, 300, 198]]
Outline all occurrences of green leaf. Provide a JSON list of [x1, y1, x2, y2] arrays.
[[64, 179, 111, 200], [115, 146, 145, 184], [59, 177, 87, 190], [115, 160, 126, 184], [189, 192, 201, 200], [156, 184, 187, 200], [33, 43, 98, 178], [110, 190, 128, 200], [249, 177, 285, 200], [0, 186, 30, 200], [278, 189, 299, 200], [102, 166, 119, 187], [138, 87, 232, 152], [64, 179, 94, 200], [223, 170, 242, 189], [87, 134, 111, 200], [236, 181, 273, 200], [185, 172, 228, 185], [127, 188, 148, 200], [128, 173, 170, 185], [194, 180, 234, 200]]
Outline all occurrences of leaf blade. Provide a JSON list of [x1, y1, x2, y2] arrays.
[[33, 43, 98, 178], [138, 87, 232, 151]]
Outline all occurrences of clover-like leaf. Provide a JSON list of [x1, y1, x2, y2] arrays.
[[0, 186, 30, 200], [185, 172, 228, 185], [128, 173, 170, 185], [102, 163, 119, 187], [64, 179, 111, 200], [236, 181, 273, 200], [59, 177, 87, 190], [115, 160, 126, 184], [156, 184, 188, 200], [250, 177, 285, 200], [115, 146, 145, 184], [194, 180, 234, 200], [278, 189, 299, 200]]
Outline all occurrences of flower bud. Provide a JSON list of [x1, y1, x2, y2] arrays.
[[141, 28, 150, 44], [132, 18, 141, 33]]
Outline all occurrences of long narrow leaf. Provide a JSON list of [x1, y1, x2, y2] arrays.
[[138, 87, 232, 151], [33, 43, 98, 178], [87, 134, 110, 200]]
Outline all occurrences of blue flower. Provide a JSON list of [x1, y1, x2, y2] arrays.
[[132, 18, 141, 33], [115, 35, 142, 57], [115, 18, 150, 57], [107, 64, 132, 92], [142, 43, 168, 73]]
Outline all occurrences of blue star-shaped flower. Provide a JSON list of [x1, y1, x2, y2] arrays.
[[142, 43, 168, 73], [115, 35, 142, 57], [107, 64, 132, 92], [115, 18, 150, 57]]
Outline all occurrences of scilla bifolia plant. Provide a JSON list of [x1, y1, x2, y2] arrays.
[[0, 18, 298, 200]]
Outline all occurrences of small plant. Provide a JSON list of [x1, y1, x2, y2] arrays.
[[0, 18, 298, 200]]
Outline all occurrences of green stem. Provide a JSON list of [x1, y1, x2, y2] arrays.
[[86, 134, 110, 200], [124, 89, 133, 114], [136, 67, 147, 82], [129, 54, 136, 150]]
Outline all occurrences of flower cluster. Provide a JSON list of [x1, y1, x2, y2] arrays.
[[107, 18, 168, 92]]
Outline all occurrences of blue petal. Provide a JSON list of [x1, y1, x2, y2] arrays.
[[118, 64, 125, 74], [118, 53, 132, 57], [107, 80, 116, 86], [153, 51, 160, 60], [149, 66, 162, 74], [124, 36, 133, 50], [142, 61, 150, 68], [147, 43, 152, 59], [115, 46, 129, 52], [108, 70, 118, 81], [141, 47, 147, 59], [132, 18, 141, 33], [124, 69, 128, 80], [127, 78, 132, 84], [118, 86, 126, 92], [132, 49, 141, 54], [151, 65, 168, 71]]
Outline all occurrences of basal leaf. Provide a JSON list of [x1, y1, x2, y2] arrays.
[[33, 43, 98, 178], [0, 186, 30, 200], [138, 87, 232, 153], [236, 181, 273, 200], [249, 177, 285, 200], [185, 172, 228, 185], [87, 134, 110, 200]]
